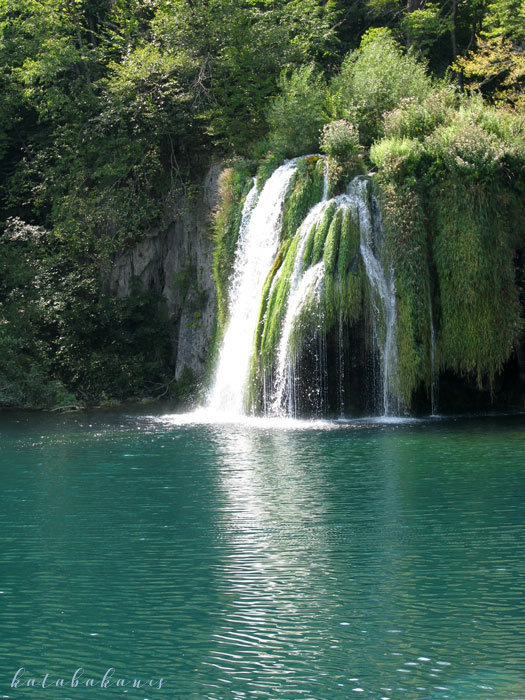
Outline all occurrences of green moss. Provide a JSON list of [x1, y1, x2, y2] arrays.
[[288, 271, 326, 359], [323, 273, 339, 332], [323, 209, 343, 328], [432, 179, 521, 389], [213, 163, 253, 334], [337, 207, 360, 277], [301, 219, 319, 271], [256, 152, 285, 192], [370, 93, 525, 409], [375, 148, 523, 406], [247, 247, 287, 411], [324, 208, 342, 277], [376, 177, 431, 408], [312, 202, 336, 265], [258, 234, 301, 371], [341, 261, 364, 324], [252, 248, 285, 361], [280, 156, 324, 242]]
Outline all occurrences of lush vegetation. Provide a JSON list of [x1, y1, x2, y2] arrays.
[[1, 0, 524, 408], [371, 91, 524, 404], [0, 219, 172, 407]]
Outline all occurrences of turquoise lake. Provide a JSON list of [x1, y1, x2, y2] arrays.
[[1, 410, 525, 699]]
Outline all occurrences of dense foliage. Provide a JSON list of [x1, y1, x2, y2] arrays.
[[1, 0, 524, 408], [370, 91, 524, 400]]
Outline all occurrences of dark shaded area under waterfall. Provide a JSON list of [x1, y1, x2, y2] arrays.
[[255, 323, 525, 419]]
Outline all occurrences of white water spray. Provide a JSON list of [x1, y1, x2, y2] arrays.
[[207, 159, 299, 415]]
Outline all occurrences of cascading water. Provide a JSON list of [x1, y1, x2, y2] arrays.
[[269, 178, 398, 417], [270, 195, 350, 417], [349, 177, 399, 416], [271, 260, 326, 417], [428, 288, 438, 416], [209, 156, 400, 419], [207, 159, 299, 415], [322, 159, 329, 202]]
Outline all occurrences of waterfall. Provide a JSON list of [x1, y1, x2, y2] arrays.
[[270, 195, 349, 416], [207, 159, 299, 415], [270, 178, 398, 417], [349, 178, 398, 416], [270, 202, 328, 415], [428, 288, 438, 415], [208, 158, 399, 419], [271, 260, 325, 416]]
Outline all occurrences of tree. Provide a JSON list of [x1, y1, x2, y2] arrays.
[[454, 0, 525, 108], [267, 64, 328, 157]]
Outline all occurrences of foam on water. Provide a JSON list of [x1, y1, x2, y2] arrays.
[[155, 409, 337, 431]]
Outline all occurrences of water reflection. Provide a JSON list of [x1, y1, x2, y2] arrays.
[[203, 428, 333, 697]]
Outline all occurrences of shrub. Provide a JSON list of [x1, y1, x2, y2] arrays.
[[461, 96, 525, 173], [320, 120, 360, 159], [375, 93, 525, 184], [426, 118, 506, 180], [383, 87, 457, 141], [267, 64, 328, 157], [370, 137, 423, 179]]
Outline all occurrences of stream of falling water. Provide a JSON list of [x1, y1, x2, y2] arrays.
[[269, 200, 333, 416], [429, 287, 438, 415], [207, 159, 299, 415], [270, 178, 398, 417], [349, 178, 398, 416], [208, 161, 398, 419], [271, 261, 326, 416], [338, 308, 345, 418], [322, 159, 329, 202]]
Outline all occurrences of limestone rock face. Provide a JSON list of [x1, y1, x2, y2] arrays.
[[106, 164, 221, 384]]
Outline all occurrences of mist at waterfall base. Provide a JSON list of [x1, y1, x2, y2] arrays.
[[205, 156, 429, 422]]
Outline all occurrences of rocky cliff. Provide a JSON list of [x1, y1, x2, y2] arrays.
[[106, 164, 221, 388]]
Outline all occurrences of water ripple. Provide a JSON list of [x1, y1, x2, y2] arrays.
[[0, 411, 524, 698]]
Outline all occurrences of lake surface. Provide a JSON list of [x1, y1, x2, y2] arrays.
[[1, 409, 525, 699]]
